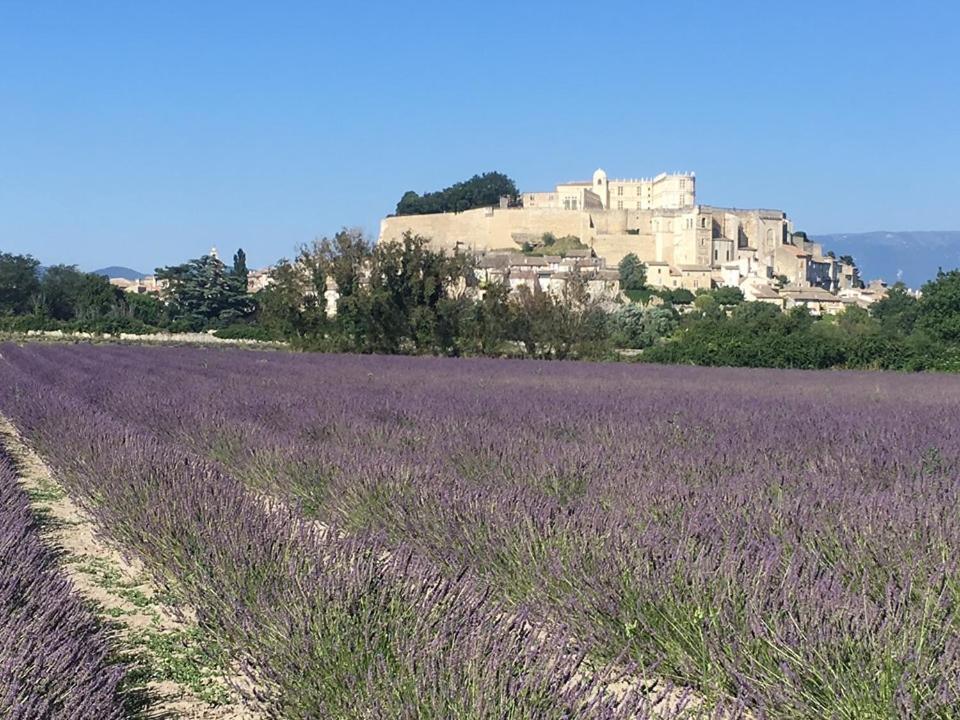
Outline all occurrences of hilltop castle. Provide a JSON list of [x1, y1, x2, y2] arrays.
[[379, 168, 860, 300]]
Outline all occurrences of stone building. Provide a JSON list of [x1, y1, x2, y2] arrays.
[[379, 167, 858, 296]]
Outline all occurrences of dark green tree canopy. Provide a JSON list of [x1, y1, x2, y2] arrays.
[[156, 252, 253, 330], [39, 265, 124, 321], [395, 172, 518, 216], [871, 282, 919, 336], [618, 254, 647, 292], [917, 269, 960, 343], [0, 252, 41, 315]]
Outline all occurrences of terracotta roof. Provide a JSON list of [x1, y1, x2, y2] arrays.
[[778, 244, 811, 258], [749, 285, 781, 299], [782, 287, 838, 301], [678, 264, 711, 272], [510, 270, 538, 281]]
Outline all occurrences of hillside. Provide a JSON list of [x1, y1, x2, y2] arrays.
[[812, 231, 960, 289], [90, 266, 145, 280]]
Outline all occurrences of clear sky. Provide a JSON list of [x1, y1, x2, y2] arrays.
[[1, 0, 957, 272]]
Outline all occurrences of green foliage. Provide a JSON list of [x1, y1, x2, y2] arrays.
[[395, 172, 518, 215], [38, 265, 125, 322], [871, 282, 919, 335], [509, 273, 611, 360], [710, 286, 744, 306], [618, 254, 647, 292], [523, 234, 589, 257], [611, 305, 678, 349], [232, 248, 248, 288], [213, 324, 284, 342], [644, 294, 960, 372], [657, 288, 695, 305], [917, 269, 960, 343], [156, 253, 253, 330], [623, 288, 654, 304], [125, 293, 165, 327], [0, 252, 41, 315]]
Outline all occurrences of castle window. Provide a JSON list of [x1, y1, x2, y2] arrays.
[[700, 217, 707, 228], [714, 249, 718, 261], [617, 200, 623, 210], [617, 186, 623, 196]]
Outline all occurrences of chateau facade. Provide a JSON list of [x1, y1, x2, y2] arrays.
[[379, 168, 858, 295]]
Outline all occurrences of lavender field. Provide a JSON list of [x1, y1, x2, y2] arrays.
[[2, 343, 960, 718]]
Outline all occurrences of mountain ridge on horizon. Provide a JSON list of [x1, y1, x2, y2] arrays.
[[810, 230, 960, 288]]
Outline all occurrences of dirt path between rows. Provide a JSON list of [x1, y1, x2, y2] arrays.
[[0, 416, 264, 720]]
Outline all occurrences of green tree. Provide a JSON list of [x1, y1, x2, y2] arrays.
[[156, 254, 253, 330], [38, 265, 125, 322], [712, 286, 744, 306], [659, 288, 695, 305], [618, 254, 647, 292], [395, 172, 518, 215], [917, 269, 960, 343], [612, 304, 678, 348], [255, 260, 325, 340], [870, 283, 919, 335], [126, 292, 165, 327], [232, 248, 249, 289], [459, 282, 511, 355], [0, 252, 41, 315]]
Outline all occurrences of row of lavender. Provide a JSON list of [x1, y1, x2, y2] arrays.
[[0, 449, 128, 719], [0, 344, 687, 719], [4, 344, 960, 716]]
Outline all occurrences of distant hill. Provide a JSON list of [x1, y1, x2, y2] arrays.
[[812, 231, 960, 289], [90, 266, 145, 280]]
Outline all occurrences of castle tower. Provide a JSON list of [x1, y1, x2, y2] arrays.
[[592, 168, 608, 208]]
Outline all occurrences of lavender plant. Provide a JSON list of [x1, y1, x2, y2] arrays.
[[0, 450, 129, 720], [2, 342, 959, 717]]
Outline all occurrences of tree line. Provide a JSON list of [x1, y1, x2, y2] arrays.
[[2, 239, 960, 372]]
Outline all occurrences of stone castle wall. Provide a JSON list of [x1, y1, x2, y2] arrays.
[[380, 207, 589, 254], [379, 204, 792, 277]]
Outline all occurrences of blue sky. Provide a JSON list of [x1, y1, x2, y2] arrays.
[[1, 0, 957, 272]]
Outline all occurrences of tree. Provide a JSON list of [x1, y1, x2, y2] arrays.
[[233, 248, 249, 289], [459, 282, 511, 356], [0, 252, 41, 315], [618, 254, 647, 292], [870, 282, 919, 335], [659, 288, 694, 305], [37, 265, 124, 321], [126, 292, 165, 327], [917, 269, 960, 343], [612, 304, 678, 348], [37, 265, 86, 320], [712, 286, 744, 306], [395, 172, 518, 215], [156, 254, 253, 330]]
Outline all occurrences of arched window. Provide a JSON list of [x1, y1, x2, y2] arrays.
[[766, 228, 774, 244]]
